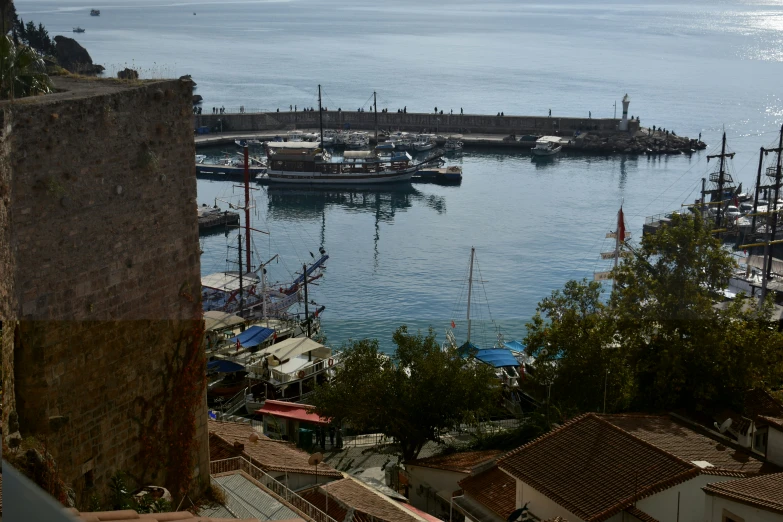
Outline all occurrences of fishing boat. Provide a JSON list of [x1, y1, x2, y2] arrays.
[[90, 9, 100, 16], [195, 155, 267, 178], [413, 134, 436, 152], [375, 140, 396, 152], [265, 86, 431, 185], [531, 136, 563, 156], [345, 131, 370, 150], [395, 138, 413, 151], [73, 27, 85, 33], [444, 136, 464, 153]]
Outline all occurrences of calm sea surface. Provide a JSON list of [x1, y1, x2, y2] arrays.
[[21, 0, 783, 350]]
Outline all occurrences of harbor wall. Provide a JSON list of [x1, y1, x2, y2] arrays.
[[1, 77, 209, 502], [0, 107, 15, 441], [194, 110, 640, 136]]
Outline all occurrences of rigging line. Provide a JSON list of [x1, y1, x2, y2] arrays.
[[450, 258, 471, 323], [627, 156, 710, 222]]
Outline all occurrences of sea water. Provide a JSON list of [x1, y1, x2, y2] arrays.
[[23, 0, 783, 350]]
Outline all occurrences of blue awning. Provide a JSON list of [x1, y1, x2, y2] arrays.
[[227, 325, 275, 349], [207, 360, 245, 373], [474, 349, 519, 368], [503, 340, 526, 352]]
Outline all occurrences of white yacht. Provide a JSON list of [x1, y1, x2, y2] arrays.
[[413, 134, 436, 152]]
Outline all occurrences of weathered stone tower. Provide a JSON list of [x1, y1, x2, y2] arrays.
[[0, 76, 209, 503]]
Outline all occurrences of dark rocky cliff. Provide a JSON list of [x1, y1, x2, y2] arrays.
[[53, 35, 105, 75]]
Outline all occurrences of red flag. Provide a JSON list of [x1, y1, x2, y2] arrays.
[[617, 207, 626, 243], [451, 320, 456, 329], [236, 339, 241, 352], [732, 195, 739, 207]]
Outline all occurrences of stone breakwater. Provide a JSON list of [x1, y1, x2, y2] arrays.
[[576, 130, 706, 154]]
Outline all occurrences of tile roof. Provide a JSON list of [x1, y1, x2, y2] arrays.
[[703, 472, 783, 514], [407, 450, 503, 474], [209, 420, 342, 478], [758, 415, 783, 432], [498, 414, 699, 522], [300, 487, 350, 522], [623, 506, 660, 522], [602, 414, 777, 476], [319, 477, 423, 522], [66, 507, 276, 521], [458, 466, 515, 519], [744, 388, 783, 419]]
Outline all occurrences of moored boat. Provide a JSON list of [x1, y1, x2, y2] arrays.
[[444, 135, 464, 153], [413, 134, 436, 152], [531, 136, 563, 156]]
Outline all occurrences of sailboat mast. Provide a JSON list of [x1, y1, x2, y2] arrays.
[[244, 145, 251, 270], [238, 233, 244, 316], [765, 124, 783, 281], [751, 147, 764, 241], [613, 213, 620, 294], [303, 263, 310, 338], [318, 84, 324, 150], [374, 91, 378, 146], [466, 247, 475, 344], [716, 132, 727, 228]]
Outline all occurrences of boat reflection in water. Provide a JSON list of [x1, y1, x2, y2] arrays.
[[265, 182, 446, 220], [265, 182, 447, 268]]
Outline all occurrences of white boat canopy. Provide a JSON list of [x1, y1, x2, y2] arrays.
[[343, 151, 378, 160], [535, 136, 563, 144], [267, 141, 320, 150], [204, 310, 245, 332], [202, 271, 261, 292], [265, 337, 331, 362]]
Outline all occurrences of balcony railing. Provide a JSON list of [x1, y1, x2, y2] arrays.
[[210, 457, 339, 522]]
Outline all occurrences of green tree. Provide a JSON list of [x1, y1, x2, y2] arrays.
[[0, 35, 53, 99], [311, 326, 499, 461], [524, 279, 634, 415]]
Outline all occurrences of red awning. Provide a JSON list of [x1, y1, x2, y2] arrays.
[[257, 399, 329, 426]]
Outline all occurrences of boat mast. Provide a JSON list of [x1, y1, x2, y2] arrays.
[[374, 91, 378, 146], [303, 263, 310, 339], [318, 84, 324, 150], [751, 147, 764, 246], [765, 124, 783, 283], [466, 247, 475, 344], [709, 132, 728, 228], [613, 210, 620, 294], [238, 233, 244, 316], [244, 145, 251, 271]]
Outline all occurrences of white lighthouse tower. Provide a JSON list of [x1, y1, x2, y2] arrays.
[[619, 93, 630, 131]]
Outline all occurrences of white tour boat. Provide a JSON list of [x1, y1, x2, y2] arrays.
[[531, 136, 563, 156]]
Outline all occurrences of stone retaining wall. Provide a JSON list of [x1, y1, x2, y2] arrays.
[[194, 110, 640, 136], [1, 77, 209, 502]]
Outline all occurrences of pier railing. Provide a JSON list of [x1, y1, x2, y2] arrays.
[[211, 457, 340, 522]]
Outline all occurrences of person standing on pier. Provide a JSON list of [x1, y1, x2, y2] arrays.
[[461, 107, 463, 115], [589, 111, 591, 118]]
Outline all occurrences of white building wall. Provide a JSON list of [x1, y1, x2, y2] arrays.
[[635, 475, 741, 522], [406, 465, 467, 518], [516, 480, 584, 522], [704, 494, 783, 522], [766, 426, 783, 467]]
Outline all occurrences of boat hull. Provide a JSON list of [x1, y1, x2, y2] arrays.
[[196, 164, 267, 177], [267, 167, 417, 185], [531, 145, 562, 156]]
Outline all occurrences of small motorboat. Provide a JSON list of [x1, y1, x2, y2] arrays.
[[531, 136, 563, 156], [444, 136, 464, 153], [90, 9, 100, 16], [73, 27, 85, 33], [413, 134, 436, 152]]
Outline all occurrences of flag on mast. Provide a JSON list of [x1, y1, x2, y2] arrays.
[[617, 206, 626, 244]]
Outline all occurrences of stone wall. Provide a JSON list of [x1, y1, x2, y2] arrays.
[[1, 77, 209, 502], [0, 107, 15, 437], [194, 110, 640, 136]]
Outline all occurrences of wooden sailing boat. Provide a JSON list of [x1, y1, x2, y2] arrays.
[[594, 205, 631, 287]]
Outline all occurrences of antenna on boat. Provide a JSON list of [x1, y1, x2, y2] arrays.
[[318, 84, 324, 151]]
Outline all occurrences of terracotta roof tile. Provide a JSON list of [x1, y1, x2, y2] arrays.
[[498, 414, 699, 522], [407, 450, 502, 474], [542, 518, 568, 522], [758, 415, 783, 432], [208, 420, 342, 478], [745, 388, 783, 419], [602, 414, 777, 476], [458, 466, 515, 519], [300, 488, 349, 522], [703, 472, 783, 514], [320, 478, 422, 522], [623, 506, 660, 522]]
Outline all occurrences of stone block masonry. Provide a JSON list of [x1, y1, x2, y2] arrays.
[[0, 76, 209, 503], [194, 109, 640, 136]]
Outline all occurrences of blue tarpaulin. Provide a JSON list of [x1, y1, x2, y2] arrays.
[[474, 349, 520, 368], [227, 325, 275, 348], [503, 340, 526, 352], [207, 360, 245, 373]]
